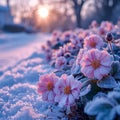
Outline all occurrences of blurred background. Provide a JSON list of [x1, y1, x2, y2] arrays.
[[0, 0, 120, 33]]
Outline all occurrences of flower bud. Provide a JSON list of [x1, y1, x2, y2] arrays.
[[105, 32, 113, 42]]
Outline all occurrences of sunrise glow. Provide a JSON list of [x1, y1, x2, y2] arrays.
[[37, 7, 49, 19]]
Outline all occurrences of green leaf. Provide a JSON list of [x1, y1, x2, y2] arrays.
[[96, 109, 116, 120], [84, 97, 113, 116], [83, 79, 101, 100], [114, 55, 120, 61], [52, 42, 63, 49], [111, 61, 120, 80], [71, 64, 81, 75], [97, 76, 117, 88], [114, 72, 120, 80], [80, 84, 91, 96], [115, 105, 120, 115], [108, 91, 120, 104]]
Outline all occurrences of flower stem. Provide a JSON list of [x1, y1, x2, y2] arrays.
[[108, 42, 115, 60]]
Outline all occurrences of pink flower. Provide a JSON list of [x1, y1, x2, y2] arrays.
[[45, 52, 52, 62], [52, 30, 61, 41], [52, 30, 61, 37], [54, 47, 64, 57], [69, 59, 75, 66], [70, 35, 82, 48], [78, 30, 89, 39], [84, 34, 104, 50], [37, 73, 58, 102], [61, 30, 72, 40], [54, 45, 73, 58], [90, 20, 98, 28], [44, 48, 52, 62], [80, 49, 112, 80], [98, 27, 107, 36], [76, 48, 87, 65], [54, 74, 81, 107], [65, 43, 75, 53], [100, 21, 113, 32], [55, 56, 67, 70]]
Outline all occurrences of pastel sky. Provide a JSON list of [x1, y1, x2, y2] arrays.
[[0, 0, 39, 7]]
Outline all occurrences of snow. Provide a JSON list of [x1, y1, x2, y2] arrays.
[[0, 5, 9, 11], [0, 33, 54, 120]]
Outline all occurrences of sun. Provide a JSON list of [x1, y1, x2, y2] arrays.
[[37, 7, 49, 19]]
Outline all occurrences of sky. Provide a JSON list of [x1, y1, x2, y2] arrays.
[[0, 0, 39, 7], [0, 0, 39, 23]]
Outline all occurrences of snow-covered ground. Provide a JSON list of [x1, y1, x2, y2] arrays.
[[0, 33, 53, 120]]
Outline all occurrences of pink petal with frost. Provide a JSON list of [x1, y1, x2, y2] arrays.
[[71, 81, 81, 90], [72, 90, 79, 99], [68, 94, 75, 105], [48, 91, 54, 102], [59, 95, 67, 107], [54, 94, 61, 102], [42, 91, 49, 101], [94, 69, 103, 80], [98, 66, 111, 75], [54, 87, 61, 95], [101, 57, 112, 66], [85, 69, 94, 78]]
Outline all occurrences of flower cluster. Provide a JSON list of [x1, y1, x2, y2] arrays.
[[37, 73, 82, 108], [39, 20, 120, 119]]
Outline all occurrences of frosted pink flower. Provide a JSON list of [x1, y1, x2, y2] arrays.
[[55, 47, 64, 57], [81, 49, 112, 80], [54, 74, 81, 107], [55, 56, 67, 70], [84, 34, 104, 50], [65, 43, 75, 53], [52, 30, 61, 37], [45, 52, 52, 62], [90, 20, 98, 28], [100, 21, 113, 32], [54, 45, 73, 58], [98, 27, 107, 36], [44, 48, 52, 62], [69, 59, 75, 66], [78, 30, 89, 39], [76, 48, 87, 65], [52, 30, 61, 41], [37, 73, 58, 102], [62, 30, 72, 40], [70, 35, 82, 48]]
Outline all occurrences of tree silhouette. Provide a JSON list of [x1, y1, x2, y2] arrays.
[[38, 0, 87, 28], [72, 0, 86, 27], [95, 0, 120, 21]]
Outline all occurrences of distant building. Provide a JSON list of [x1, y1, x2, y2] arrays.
[[0, 5, 13, 28]]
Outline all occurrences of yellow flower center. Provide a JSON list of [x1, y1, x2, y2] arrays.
[[90, 42, 96, 48], [47, 82, 54, 91], [91, 60, 101, 69], [64, 86, 71, 94]]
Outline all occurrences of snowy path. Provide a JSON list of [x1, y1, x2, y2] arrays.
[[0, 33, 53, 120]]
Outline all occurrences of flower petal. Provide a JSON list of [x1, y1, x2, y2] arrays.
[[59, 94, 67, 107], [94, 69, 103, 80], [68, 94, 75, 105], [72, 90, 79, 99], [42, 91, 49, 101], [48, 91, 54, 102]]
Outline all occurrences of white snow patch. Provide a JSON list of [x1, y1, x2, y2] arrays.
[[0, 33, 57, 120]]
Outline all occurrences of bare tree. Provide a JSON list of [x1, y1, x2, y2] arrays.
[[6, 0, 10, 7], [72, 0, 86, 27], [95, 0, 120, 21], [38, 0, 87, 28]]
